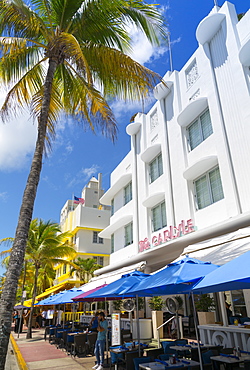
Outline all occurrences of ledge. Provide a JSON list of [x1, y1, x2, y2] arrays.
[[239, 38, 250, 66], [183, 155, 218, 180], [196, 13, 226, 45], [142, 192, 165, 208], [154, 81, 172, 100], [126, 121, 141, 136], [100, 173, 132, 205], [177, 97, 208, 127], [98, 214, 133, 238], [141, 144, 161, 163]]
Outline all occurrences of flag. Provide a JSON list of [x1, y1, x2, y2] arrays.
[[74, 196, 85, 205]]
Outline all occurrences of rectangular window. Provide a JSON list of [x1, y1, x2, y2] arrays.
[[124, 182, 132, 205], [93, 231, 103, 243], [111, 234, 114, 253], [124, 222, 133, 247], [188, 109, 213, 150], [149, 153, 163, 183], [99, 257, 104, 266], [195, 167, 224, 209], [111, 199, 114, 216], [63, 264, 67, 274], [152, 201, 167, 232], [93, 231, 98, 243]]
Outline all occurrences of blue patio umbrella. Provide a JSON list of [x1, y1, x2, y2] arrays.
[[84, 270, 150, 357], [124, 257, 219, 296], [124, 257, 219, 370], [192, 249, 250, 294], [36, 291, 65, 306], [85, 270, 150, 300], [49, 287, 84, 305]]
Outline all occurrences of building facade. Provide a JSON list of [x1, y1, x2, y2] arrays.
[[54, 174, 111, 288], [96, 1, 250, 299]]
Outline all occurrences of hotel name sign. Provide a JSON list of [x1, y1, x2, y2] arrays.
[[139, 219, 195, 253]]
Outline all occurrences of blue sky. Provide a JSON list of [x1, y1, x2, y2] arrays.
[[0, 0, 249, 275]]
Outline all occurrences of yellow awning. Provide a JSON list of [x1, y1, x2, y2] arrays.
[[36, 280, 77, 300]]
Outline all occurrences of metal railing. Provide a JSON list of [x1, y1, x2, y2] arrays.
[[156, 315, 176, 348]]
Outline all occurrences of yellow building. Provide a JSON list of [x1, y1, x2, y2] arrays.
[[48, 174, 111, 295]]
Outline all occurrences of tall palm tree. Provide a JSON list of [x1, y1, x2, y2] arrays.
[[0, 0, 166, 366], [70, 257, 102, 283]]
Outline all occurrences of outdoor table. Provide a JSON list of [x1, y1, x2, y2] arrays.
[[211, 354, 250, 369], [139, 359, 200, 369], [170, 344, 217, 351]]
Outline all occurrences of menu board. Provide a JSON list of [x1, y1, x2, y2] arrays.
[[111, 312, 121, 346]]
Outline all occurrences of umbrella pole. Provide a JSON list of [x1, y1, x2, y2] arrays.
[[191, 292, 203, 370], [136, 295, 141, 357]]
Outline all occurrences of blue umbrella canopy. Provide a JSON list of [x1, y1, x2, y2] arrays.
[[84, 270, 150, 300], [50, 287, 84, 304], [125, 257, 220, 296], [192, 250, 250, 294], [36, 291, 66, 306]]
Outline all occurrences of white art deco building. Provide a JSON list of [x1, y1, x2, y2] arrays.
[[94, 1, 250, 315]]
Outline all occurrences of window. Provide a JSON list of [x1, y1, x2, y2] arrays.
[[111, 234, 114, 253], [195, 167, 224, 209], [152, 201, 167, 232], [124, 182, 132, 205], [188, 109, 213, 150], [93, 256, 104, 266], [63, 264, 67, 274], [111, 199, 114, 216], [93, 231, 103, 244], [149, 153, 163, 183], [124, 222, 133, 247]]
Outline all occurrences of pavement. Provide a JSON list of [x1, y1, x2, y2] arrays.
[[5, 326, 99, 370]]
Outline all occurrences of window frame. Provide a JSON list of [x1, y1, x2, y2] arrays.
[[124, 181, 132, 205], [151, 201, 167, 232], [111, 233, 114, 254], [194, 166, 224, 210], [187, 108, 213, 151], [149, 153, 163, 184], [124, 222, 133, 247], [93, 231, 103, 244]]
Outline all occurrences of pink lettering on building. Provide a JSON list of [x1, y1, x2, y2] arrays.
[[139, 219, 195, 253]]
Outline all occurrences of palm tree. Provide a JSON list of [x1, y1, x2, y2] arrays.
[[25, 219, 76, 338], [0, 0, 166, 365], [70, 257, 102, 283], [0, 219, 76, 339]]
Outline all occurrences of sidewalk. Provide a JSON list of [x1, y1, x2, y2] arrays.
[[9, 327, 98, 370]]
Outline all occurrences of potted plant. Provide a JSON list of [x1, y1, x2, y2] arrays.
[[148, 296, 165, 339], [195, 294, 216, 325]]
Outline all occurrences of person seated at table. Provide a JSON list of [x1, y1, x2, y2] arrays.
[[90, 311, 99, 332]]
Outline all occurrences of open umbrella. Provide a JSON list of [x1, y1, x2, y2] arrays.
[[125, 257, 219, 296], [124, 257, 220, 370], [72, 284, 108, 302], [192, 249, 250, 294], [48, 288, 83, 305], [81, 270, 150, 356]]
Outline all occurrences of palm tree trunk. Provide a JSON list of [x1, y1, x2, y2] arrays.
[[27, 265, 39, 339], [0, 58, 58, 370]]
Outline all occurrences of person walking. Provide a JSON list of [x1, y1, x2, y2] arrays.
[[93, 312, 108, 370]]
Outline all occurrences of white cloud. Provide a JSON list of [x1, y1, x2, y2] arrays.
[[0, 192, 8, 202], [66, 164, 100, 188], [0, 92, 37, 171], [127, 25, 168, 65]]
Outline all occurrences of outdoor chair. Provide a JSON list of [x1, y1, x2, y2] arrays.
[[158, 354, 170, 361], [87, 332, 97, 355], [109, 346, 125, 369], [120, 349, 139, 370], [133, 356, 152, 370], [71, 333, 88, 357], [161, 340, 177, 355], [202, 349, 220, 370]]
